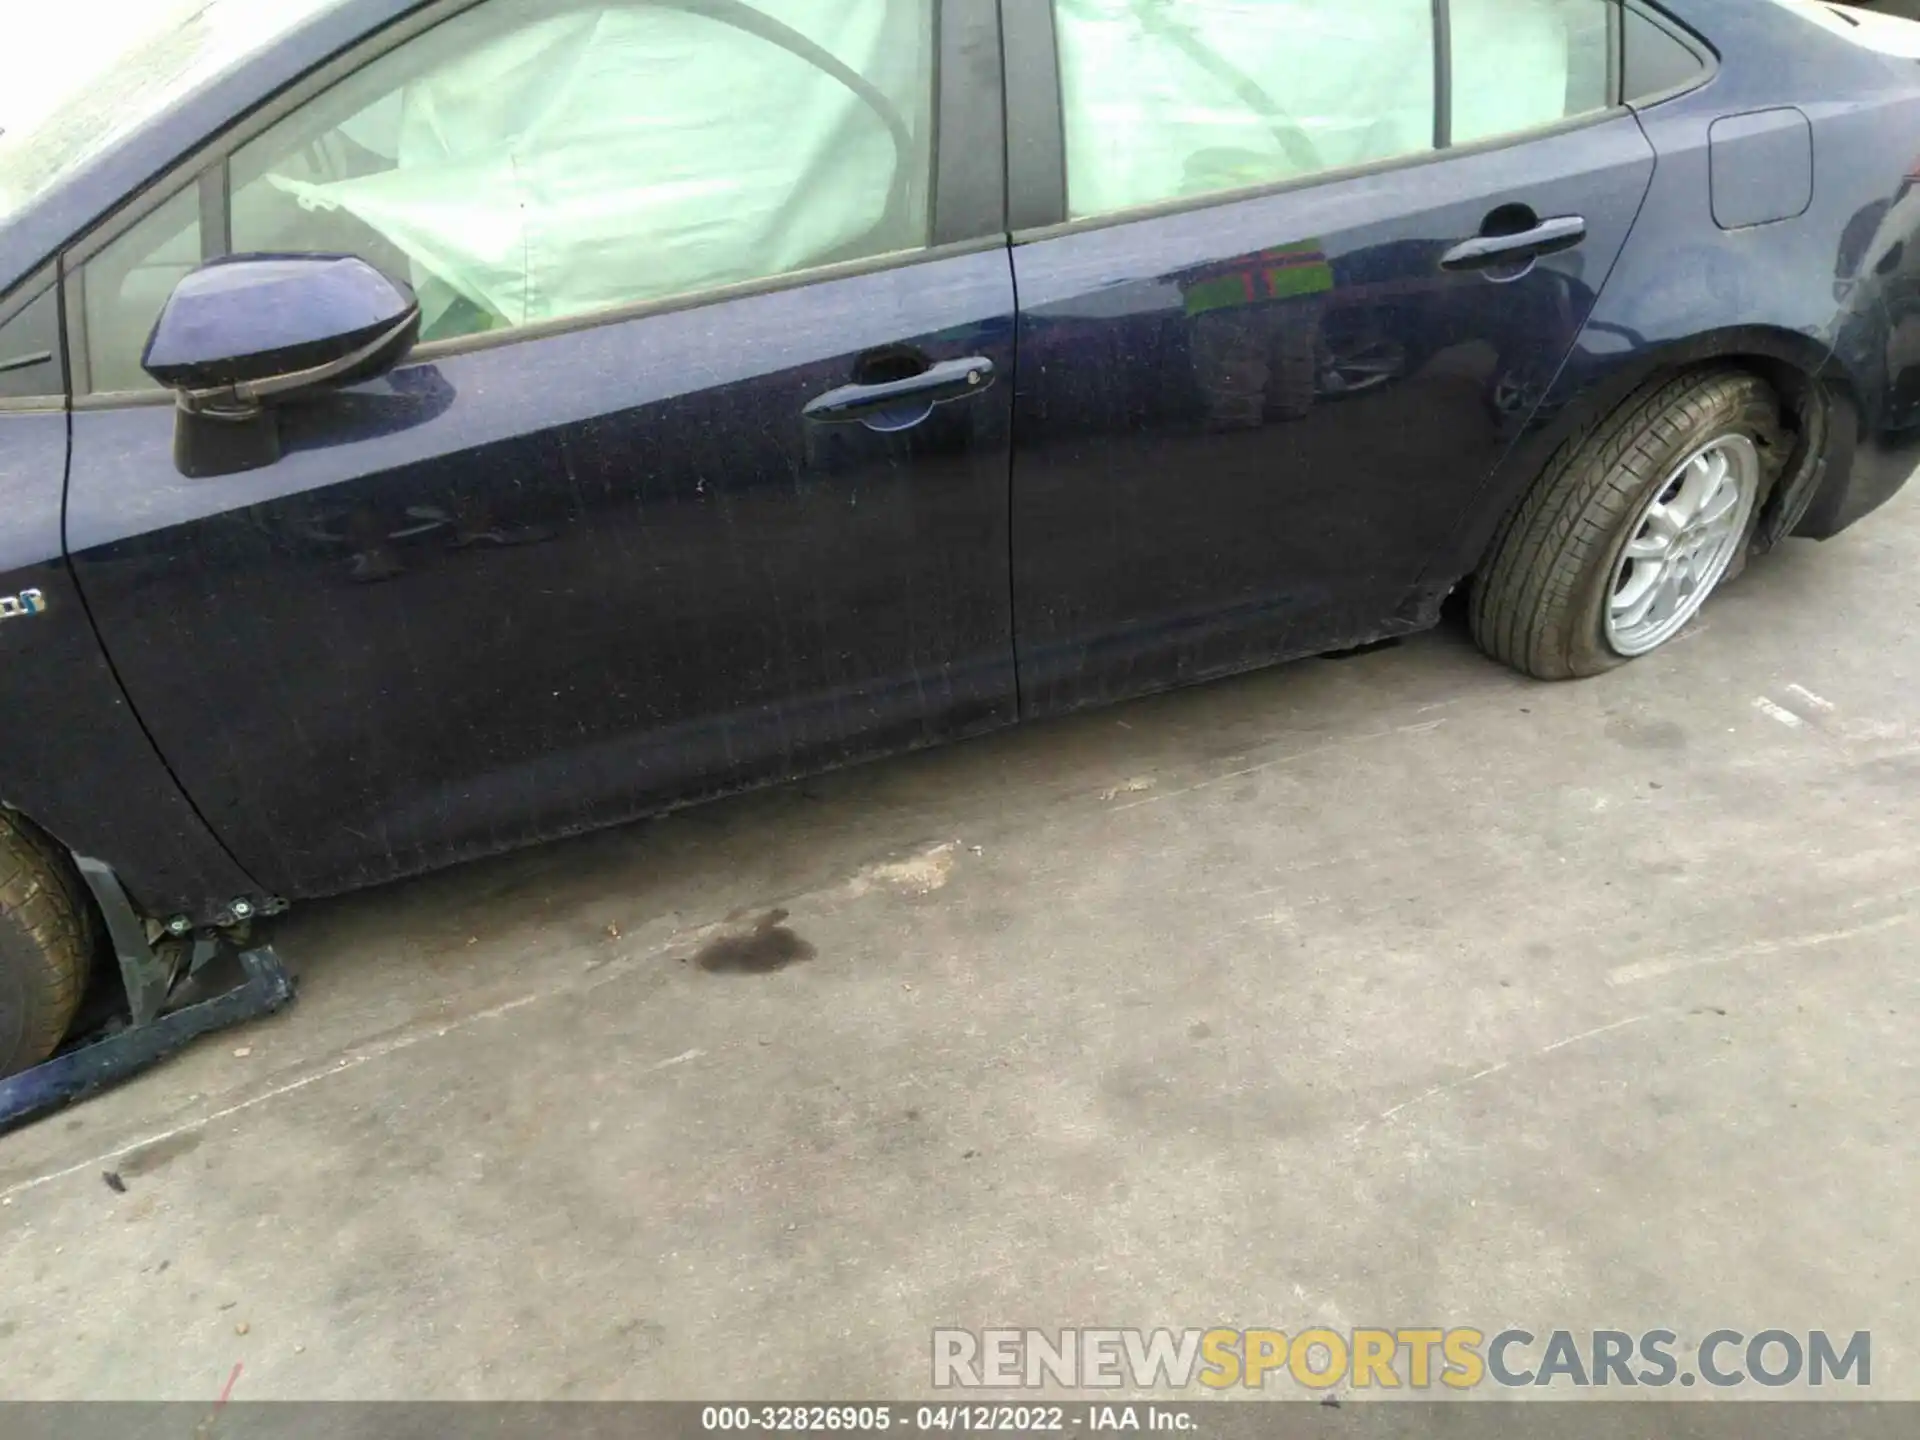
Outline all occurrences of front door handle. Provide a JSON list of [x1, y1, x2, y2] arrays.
[[1440, 215, 1588, 272], [803, 356, 995, 425]]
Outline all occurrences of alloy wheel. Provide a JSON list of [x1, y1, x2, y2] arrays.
[[1604, 433, 1760, 656]]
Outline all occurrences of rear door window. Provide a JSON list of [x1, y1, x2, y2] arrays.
[[1450, 0, 1613, 145], [1052, 0, 1437, 219], [1050, 0, 1626, 224]]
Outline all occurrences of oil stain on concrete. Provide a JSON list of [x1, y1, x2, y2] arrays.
[[693, 909, 816, 974]]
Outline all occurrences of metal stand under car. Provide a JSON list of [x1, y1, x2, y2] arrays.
[[0, 859, 296, 1134]]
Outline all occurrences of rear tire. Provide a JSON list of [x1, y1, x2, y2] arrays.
[[1470, 369, 1783, 679], [0, 812, 91, 1078]]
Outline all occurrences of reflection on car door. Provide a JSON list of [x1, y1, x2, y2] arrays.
[[1005, 0, 1656, 714], [62, 0, 1015, 899]]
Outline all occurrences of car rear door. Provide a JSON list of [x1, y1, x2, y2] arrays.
[[62, 0, 1015, 899], [1003, 0, 1658, 714]]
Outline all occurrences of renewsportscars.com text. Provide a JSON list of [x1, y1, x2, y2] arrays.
[[931, 1327, 1871, 1391]]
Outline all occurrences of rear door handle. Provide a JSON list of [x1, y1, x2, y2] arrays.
[[1440, 216, 1588, 272], [803, 356, 995, 423]]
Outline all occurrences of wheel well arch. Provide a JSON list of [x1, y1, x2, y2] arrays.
[[1550, 325, 1846, 471], [0, 799, 81, 867], [1439, 325, 1850, 590]]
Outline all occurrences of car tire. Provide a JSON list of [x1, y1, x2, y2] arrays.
[[1470, 368, 1784, 680], [0, 812, 92, 1078]]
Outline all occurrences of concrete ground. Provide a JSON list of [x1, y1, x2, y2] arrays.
[[3, 487, 1919, 1402]]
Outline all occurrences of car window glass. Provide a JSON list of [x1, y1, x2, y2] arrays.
[[1450, 0, 1613, 147], [1623, 5, 1708, 100], [1052, 0, 1438, 220], [0, 281, 65, 401], [231, 0, 934, 346], [80, 185, 202, 394], [80, 0, 934, 390]]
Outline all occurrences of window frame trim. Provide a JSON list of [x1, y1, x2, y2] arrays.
[[1622, 0, 1720, 108], [1005, 0, 1638, 240], [1002, 0, 1067, 230], [1609, 0, 1625, 106], [61, 0, 997, 403]]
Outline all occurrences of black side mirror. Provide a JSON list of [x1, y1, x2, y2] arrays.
[[142, 254, 420, 477]]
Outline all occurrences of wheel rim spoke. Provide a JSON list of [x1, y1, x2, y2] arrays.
[[1671, 450, 1719, 526], [1641, 501, 1683, 543], [1695, 475, 1740, 531], [1613, 562, 1664, 630], [1603, 433, 1760, 657], [1625, 528, 1673, 562], [1647, 563, 1690, 626]]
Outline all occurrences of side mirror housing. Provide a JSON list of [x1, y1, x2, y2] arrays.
[[142, 254, 421, 477]]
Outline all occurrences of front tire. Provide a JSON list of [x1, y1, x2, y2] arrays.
[[0, 812, 91, 1078], [1470, 369, 1783, 679]]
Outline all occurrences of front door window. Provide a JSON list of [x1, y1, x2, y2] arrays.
[[79, 0, 936, 389]]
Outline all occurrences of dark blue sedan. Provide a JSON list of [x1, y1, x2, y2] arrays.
[[2, 0, 1919, 1076]]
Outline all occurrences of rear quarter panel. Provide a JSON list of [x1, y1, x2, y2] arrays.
[[1425, 0, 1920, 583]]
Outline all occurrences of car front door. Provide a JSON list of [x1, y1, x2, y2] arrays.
[[62, 0, 1014, 899], [1003, 0, 1658, 714]]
